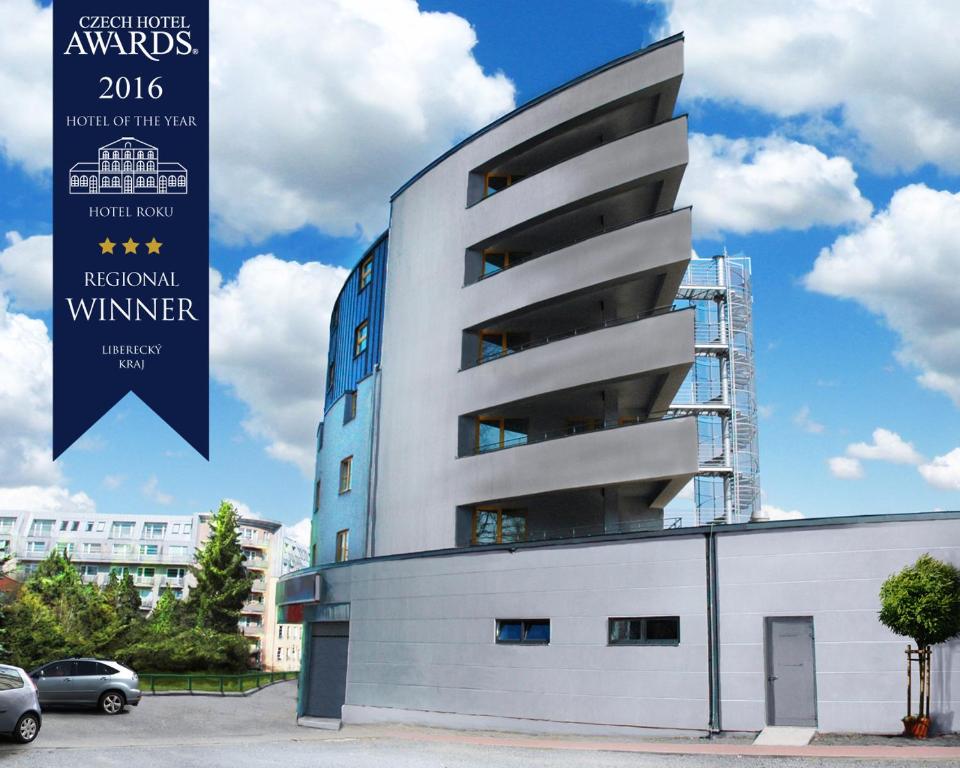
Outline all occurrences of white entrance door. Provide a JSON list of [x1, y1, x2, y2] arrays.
[[123, 175, 133, 194], [158, 176, 167, 194]]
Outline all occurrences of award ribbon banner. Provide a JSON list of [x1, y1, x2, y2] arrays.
[[53, 1, 209, 459]]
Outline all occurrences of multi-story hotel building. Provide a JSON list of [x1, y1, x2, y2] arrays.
[[2, 508, 307, 671], [280, 33, 960, 736]]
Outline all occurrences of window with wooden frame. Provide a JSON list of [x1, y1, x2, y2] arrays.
[[335, 529, 349, 562], [472, 507, 526, 545], [475, 417, 528, 453], [608, 616, 680, 646], [338, 456, 352, 494], [354, 321, 369, 357], [483, 172, 525, 197], [496, 618, 549, 644], [478, 331, 507, 363], [481, 250, 510, 277], [359, 254, 374, 290]]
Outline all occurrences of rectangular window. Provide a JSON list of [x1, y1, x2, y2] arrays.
[[0, 540, 9, 552], [139, 544, 159, 556], [496, 619, 550, 644], [138, 587, 153, 599], [143, 522, 167, 539], [172, 524, 180, 534], [478, 331, 507, 363], [483, 172, 524, 197], [26, 541, 46, 554], [608, 617, 680, 646], [343, 391, 357, 424], [472, 508, 526, 545], [313, 480, 322, 512], [60, 520, 69, 531], [82, 542, 101, 554], [354, 321, 369, 357], [183, 523, 192, 534], [326, 361, 335, 390], [113, 543, 134, 556], [475, 417, 528, 453], [70, 521, 80, 531], [136, 567, 155, 578], [96, 521, 105, 532], [111, 521, 135, 538], [481, 250, 510, 277], [168, 545, 188, 558], [317, 422, 324, 451], [166, 568, 185, 579], [359, 254, 374, 290], [85, 522, 94, 532], [82, 565, 99, 577], [339, 456, 352, 494], [335, 529, 349, 562], [30, 519, 54, 537], [0, 517, 14, 533], [55, 542, 76, 555]]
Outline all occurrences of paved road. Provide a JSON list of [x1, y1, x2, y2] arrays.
[[0, 681, 952, 767]]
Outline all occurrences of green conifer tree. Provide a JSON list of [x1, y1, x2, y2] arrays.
[[190, 501, 253, 633]]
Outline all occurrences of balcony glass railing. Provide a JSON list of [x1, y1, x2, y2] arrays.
[[462, 305, 679, 370], [470, 516, 683, 547]]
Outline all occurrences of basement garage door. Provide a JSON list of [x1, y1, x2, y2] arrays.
[[305, 621, 350, 719]]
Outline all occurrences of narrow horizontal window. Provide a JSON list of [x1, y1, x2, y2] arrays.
[[608, 616, 680, 646], [496, 619, 550, 644]]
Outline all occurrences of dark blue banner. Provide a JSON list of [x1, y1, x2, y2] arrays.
[[53, 2, 209, 459]]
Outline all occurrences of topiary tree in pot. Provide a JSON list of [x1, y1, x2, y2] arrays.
[[879, 554, 960, 738]]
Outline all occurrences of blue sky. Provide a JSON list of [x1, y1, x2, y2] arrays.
[[1, 0, 958, 532]]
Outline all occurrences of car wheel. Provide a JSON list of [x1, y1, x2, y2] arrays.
[[99, 691, 125, 715], [14, 713, 39, 744]]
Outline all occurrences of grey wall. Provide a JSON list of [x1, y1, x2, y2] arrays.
[[319, 534, 710, 733], [716, 517, 960, 733], [376, 40, 690, 556]]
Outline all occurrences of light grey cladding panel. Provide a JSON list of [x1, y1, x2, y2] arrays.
[[465, 118, 688, 247], [716, 518, 960, 733], [461, 209, 692, 329], [457, 310, 693, 414], [334, 536, 709, 730], [454, 416, 698, 505]]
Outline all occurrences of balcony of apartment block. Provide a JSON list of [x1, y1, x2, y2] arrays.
[[240, 624, 264, 638], [250, 578, 266, 593], [454, 381, 698, 507], [242, 600, 266, 614], [463, 115, 687, 249], [454, 484, 689, 548], [457, 300, 694, 420], [461, 206, 691, 330]]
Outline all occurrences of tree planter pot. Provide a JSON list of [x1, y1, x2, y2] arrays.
[[902, 716, 931, 739]]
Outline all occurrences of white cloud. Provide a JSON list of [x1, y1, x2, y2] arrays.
[[103, 474, 124, 490], [0, 292, 59, 486], [681, 133, 872, 238], [0, 232, 52, 311], [0, 0, 51, 173], [847, 428, 923, 465], [828, 456, 864, 480], [757, 404, 775, 420], [142, 475, 174, 505], [793, 405, 825, 435], [761, 504, 804, 521], [919, 449, 960, 491], [659, 1, 960, 173], [0, 1, 516, 243], [0, 485, 95, 515], [805, 184, 960, 405], [209, 0, 515, 241], [210, 256, 348, 474], [287, 517, 312, 548]]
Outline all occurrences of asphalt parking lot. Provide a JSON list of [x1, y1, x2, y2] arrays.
[[0, 681, 955, 767]]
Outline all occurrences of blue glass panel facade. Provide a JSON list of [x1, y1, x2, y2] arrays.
[[324, 232, 388, 413]]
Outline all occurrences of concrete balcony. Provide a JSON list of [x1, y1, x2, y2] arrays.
[[241, 625, 264, 637], [457, 309, 693, 418], [251, 579, 266, 593], [462, 208, 691, 320], [242, 601, 265, 614], [454, 415, 697, 508], [465, 117, 687, 248]]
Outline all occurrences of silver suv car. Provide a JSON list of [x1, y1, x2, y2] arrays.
[[0, 664, 41, 743], [30, 659, 141, 714]]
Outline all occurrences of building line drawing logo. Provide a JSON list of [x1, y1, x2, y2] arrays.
[[69, 137, 189, 195]]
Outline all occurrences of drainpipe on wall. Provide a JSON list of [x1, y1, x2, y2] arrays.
[[705, 525, 722, 733]]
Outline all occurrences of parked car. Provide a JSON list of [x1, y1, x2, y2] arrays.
[[29, 659, 141, 714], [0, 664, 41, 743]]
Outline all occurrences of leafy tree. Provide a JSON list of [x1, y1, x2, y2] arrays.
[[2, 591, 69, 669], [149, 588, 179, 635], [114, 627, 250, 673], [880, 554, 960, 724], [880, 554, 960, 649], [190, 501, 253, 633], [104, 572, 143, 627]]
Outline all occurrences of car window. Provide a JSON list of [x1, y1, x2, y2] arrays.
[[44, 661, 74, 677], [95, 663, 118, 676], [0, 669, 24, 691], [74, 661, 104, 676]]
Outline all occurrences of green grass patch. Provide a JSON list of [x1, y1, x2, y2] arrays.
[[140, 670, 299, 693]]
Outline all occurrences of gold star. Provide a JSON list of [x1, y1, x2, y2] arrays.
[[145, 237, 163, 255], [122, 237, 140, 255], [98, 237, 116, 254]]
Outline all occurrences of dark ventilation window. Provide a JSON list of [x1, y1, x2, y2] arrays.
[[496, 619, 550, 644], [343, 391, 357, 424], [608, 616, 680, 646], [326, 361, 335, 391]]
